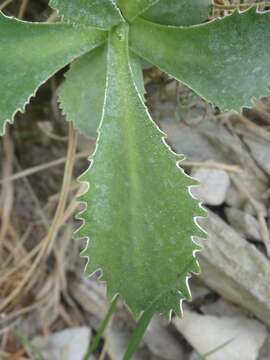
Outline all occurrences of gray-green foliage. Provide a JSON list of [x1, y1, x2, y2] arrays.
[[49, 0, 123, 28], [0, 2, 269, 318], [143, 0, 211, 26], [130, 8, 270, 111], [0, 13, 106, 134], [59, 45, 107, 138], [78, 23, 205, 316]]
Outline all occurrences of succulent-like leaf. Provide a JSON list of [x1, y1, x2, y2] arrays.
[[142, 0, 211, 26], [116, 0, 159, 21], [130, 8, 270, 111], [59, 45, 107, 138], [0, 12, 106, 135], [77, 24, 206, 318]]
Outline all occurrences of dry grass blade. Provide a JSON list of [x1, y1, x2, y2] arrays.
[[0, 127, 14, 248], [18, 0, 28, 19], [0, 123, 78, 312], [235, 114, 270, 143], [0, 150, 89, 185], [0, 0, 13, 11], [181, 160, 242, 173]]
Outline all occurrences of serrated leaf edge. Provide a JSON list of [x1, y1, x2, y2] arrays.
[[74, 37, 207, 317], [49, 0, 124, 30], [0, 11, 106, 136], [131, 7, 270, 113]]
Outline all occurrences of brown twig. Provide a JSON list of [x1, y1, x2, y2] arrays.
[[0, 127, 14, 248], [18, 0, 28, 19], [0, 150, 90, 185], [0, 0, 13, 11], [181, 160, 242, 173]]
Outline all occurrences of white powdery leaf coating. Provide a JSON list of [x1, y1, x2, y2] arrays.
[[49, 0, 123, 29]]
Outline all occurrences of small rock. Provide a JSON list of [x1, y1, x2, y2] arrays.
[[144, 316, 184, 360], [198, 212, 270, 328], [243, 136, 270, 177], [161, 120, 219, 162], [191, 168, 230, 206], [225, 208, 261, 242], [189, 281, 211, 301], [189, 351, 200, 360], [200, 298, 246, 317], [258, 334, 270, 360], [173, 311, 267, 360], [69, 275, 108, 327], [225, 185, 245, 208], [243, 202, 257, 216], [107, 318, 148, 360], [32, 327, 91, 360]]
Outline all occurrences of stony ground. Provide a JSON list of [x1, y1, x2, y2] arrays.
[[0, 1, 269, 359]]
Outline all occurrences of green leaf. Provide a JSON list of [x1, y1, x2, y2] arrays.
[[130, 8, 270, 111], [0, 12, 106, 135], [59, 45, 107, 139], [142, 0, 211, 26], [77, 23, 206, 318], [49, 0, 123, 29], [116, 0, 159, 21], [129, 52, 146, 99], [59, 46, 144, 139]]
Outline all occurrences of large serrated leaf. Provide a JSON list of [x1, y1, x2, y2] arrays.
[[49, 0, 123, 29], [77, 24, 206, 318], [0, 12, 106, 135], [142, 0, 211, 26], [130, 8, 270, 111]]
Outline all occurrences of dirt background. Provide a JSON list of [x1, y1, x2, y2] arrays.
[[0, 1, 270, 359]]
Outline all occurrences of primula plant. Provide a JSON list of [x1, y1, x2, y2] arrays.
[[1, 0, 270, 357]]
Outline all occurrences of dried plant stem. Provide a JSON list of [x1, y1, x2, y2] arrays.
[[18, 0, 28, 19], [181, 160, 242, 173], [0, 127, 14, 248], [236, 114, 270, 143], [45, 122, 78, 254], [213, 1, 270, 10], [0, 150, 89, 184], [0, 0, 13, 11], [0, 123, 78, 312]]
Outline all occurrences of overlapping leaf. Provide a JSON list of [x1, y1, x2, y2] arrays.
[[143, 0, 211, 26], [59, 46, 144, 139], [49, 0, 123, 29], [130, 8, 270, 111], [116, 0, 159, 21], [0, 12, 106, 134], [77, 24, 206, 317], [59, 45, 107, 138]]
